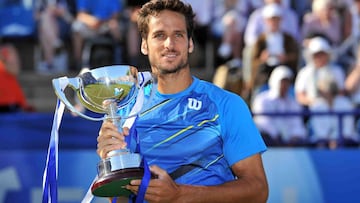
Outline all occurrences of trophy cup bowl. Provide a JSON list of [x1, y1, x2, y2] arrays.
[[52, 65, 146, 197]]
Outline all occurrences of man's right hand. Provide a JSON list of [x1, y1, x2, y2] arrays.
[[97, 120, 129, 159]]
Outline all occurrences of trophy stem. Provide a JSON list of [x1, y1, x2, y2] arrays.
[[107, 102, 122, 130]]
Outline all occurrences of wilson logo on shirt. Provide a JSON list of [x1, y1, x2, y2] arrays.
[[188, 98, 202, 110]]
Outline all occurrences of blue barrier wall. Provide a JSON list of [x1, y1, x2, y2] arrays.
[[1, 113, 360, 203], [263, 148, 360, 203]]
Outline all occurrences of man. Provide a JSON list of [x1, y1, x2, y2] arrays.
[[97, 0, 268, 202], [295, 36, 345, 107], [244, 0, 299, 46], [309, 69, 358, 148], [250, 3, 299, 100], [71, 0, 122, 68], [36, 0, 75, 74], [252, 65, 307, 147], [242, 0, 299, 98], [0, 43, 32, 112]]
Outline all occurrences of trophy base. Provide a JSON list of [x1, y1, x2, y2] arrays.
[[91, 167, 144, 197]]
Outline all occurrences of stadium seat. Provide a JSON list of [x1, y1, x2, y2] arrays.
[[0, 0, 36, 38]]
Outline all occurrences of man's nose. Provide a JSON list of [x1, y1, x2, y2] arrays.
[[164, 36, 175, 49]]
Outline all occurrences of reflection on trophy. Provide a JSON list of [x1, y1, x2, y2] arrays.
[[52, 65, 148, 197]]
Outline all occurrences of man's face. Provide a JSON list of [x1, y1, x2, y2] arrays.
[[141, 10, 194, 75], [265, 16, 281, 32], [312, 51, 330, 68], [279, 78, 291, 97]]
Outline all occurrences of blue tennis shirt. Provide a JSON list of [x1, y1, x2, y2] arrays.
[[133, 76, 266, 185]]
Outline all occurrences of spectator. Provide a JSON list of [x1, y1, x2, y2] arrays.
[[0, 44, 32, 112], [301, 0, 342, 47], [239, 0, 291, 19], [345, 45, 360, 121], [295, 36, 345, 108], [71, 0, 123, 69], [300, 0, 355, 70], [346, 65, 360, 100], [242, 0, 299, 95], [333, 0, 353, 41], [347, 0, 360, 49], [309, 68, 359, 148], [334, 0, 360, 71], [252, 65, 308, 147], [244, 0, 300, 47], [212, 59, 244, 98], [249, 3, 300, 100], [289, 0, 313, 25], [183, 0, 212, 68], [185, 0, 213, 30], [237, 0, 264, 19], [35, 0, 76, 74], [211, 0, 246, 67], [123, 0, 150, 70]]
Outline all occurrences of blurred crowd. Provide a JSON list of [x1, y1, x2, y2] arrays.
[[1, 0, 360, 148], [196, 0, 360, 149]]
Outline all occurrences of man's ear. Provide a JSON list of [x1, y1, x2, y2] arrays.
[[188, 38, 194, 53], [141, 39, 148, 55]]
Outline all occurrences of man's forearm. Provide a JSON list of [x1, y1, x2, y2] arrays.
[[176, 178, 268, 203]]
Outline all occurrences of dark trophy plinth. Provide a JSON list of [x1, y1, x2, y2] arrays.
[[91, 153, 145, 197]]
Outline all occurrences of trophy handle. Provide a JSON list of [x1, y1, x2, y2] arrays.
[[52, 76, 105, 121]]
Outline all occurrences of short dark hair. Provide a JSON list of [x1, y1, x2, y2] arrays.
[[137, 0, 196, 39]]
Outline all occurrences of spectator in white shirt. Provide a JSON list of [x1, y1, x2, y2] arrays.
[[309, 68, 359, 148], [295, 36, 345, 107], [252, 65, 308, 146], [249, 3, 299, 100], [242, 0, 299, 93], [244, 0, 299, 46]]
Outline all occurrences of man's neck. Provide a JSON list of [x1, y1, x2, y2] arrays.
[[156, 68, 193, 94]]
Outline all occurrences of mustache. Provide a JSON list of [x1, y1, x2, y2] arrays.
[[162, 50, 178, 55]]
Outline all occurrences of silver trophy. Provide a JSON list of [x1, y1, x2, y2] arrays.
[[52, 65, 149, 197]]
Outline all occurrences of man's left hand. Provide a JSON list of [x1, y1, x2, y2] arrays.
[[126, 165, 182, 203]]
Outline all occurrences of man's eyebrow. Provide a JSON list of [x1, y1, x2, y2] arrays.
[[174, 30, 187, 34], [150, 30, 187, 37], [151, 30, 164, 35]]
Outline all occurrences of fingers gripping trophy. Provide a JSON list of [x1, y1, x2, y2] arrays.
[[52, 65, 153, 198]]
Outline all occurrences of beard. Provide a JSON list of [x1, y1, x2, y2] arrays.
[[158, 61, 189, 74], [153, 52, 190, 75]]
